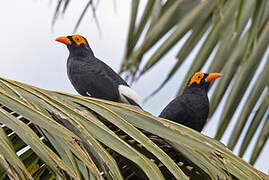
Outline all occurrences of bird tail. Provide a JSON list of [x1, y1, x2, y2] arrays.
[[124, 95, 143, 109]]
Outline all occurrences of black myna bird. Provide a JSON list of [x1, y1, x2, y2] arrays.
[[159, 72, 222, 132], [56, 34, 141, 107]]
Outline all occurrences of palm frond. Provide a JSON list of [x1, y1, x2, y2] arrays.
[[0, 77, 268, 179]]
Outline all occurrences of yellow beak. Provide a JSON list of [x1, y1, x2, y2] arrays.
[[56, 36, 72, 45], [205, 73, 222, 82]]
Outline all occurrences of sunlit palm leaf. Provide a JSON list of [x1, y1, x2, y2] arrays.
[[0, 77, 268, 179]]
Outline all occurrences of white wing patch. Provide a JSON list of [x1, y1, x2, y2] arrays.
[[118, 85, 140, 104]]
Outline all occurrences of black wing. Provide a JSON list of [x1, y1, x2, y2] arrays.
[[101, 60, 129, 86], [69, 68, 121, 102], [101, 60, 142, 107], [159, 96, 190, 125], [159, 94, 208, 132]]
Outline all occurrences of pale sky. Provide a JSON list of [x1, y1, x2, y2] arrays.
[[0, 0, 267, 173]]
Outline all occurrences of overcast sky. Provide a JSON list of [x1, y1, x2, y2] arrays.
[[0, 0, 267, 173]]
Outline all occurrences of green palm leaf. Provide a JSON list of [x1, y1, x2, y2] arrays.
[[0, 77, 268, 179]]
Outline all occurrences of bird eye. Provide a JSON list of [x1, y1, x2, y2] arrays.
[[76, 38, 80, 41], [197, 76, 201, 79]]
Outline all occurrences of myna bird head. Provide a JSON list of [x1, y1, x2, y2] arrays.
[[187, 72, 222, 91], [56, 35, 93, 56]]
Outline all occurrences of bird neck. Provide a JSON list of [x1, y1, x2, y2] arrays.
[[182, 85, 208, 96], [69, 47, 94, 57]]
